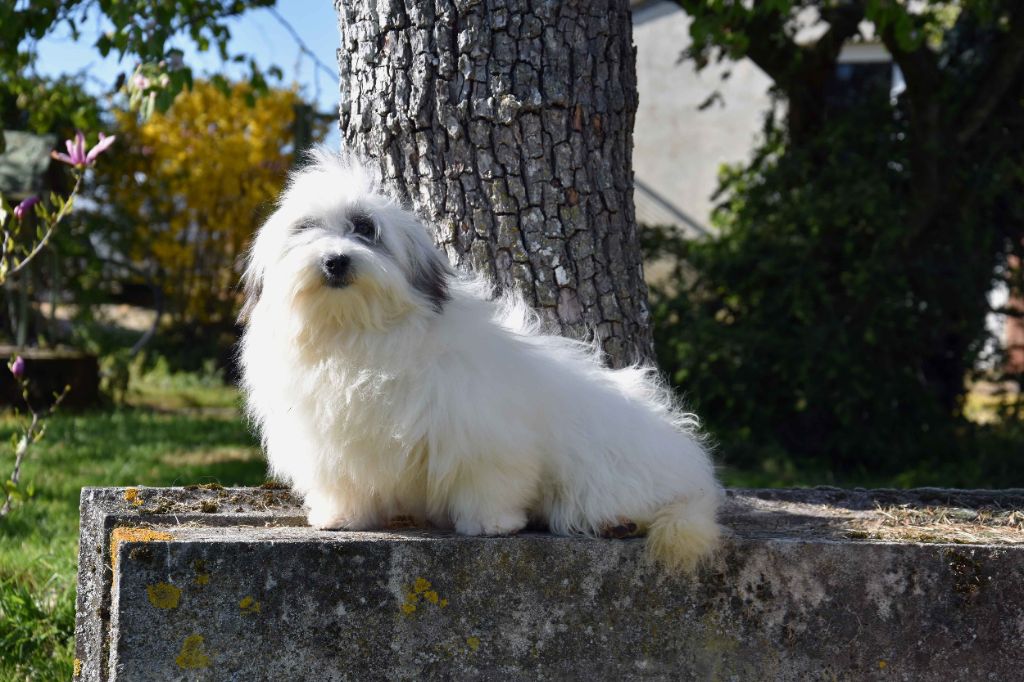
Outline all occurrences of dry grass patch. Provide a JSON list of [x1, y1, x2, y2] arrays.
[[162, 446, 261, 467], [847, 504, 1024, 545]]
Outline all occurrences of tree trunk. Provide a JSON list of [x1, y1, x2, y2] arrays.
[[336, 0, 653, 367]]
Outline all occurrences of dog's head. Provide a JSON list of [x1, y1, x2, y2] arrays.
[[240, 151, 453, 333]]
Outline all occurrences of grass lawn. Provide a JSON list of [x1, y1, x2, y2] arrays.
[[0, 375, 265, 680]]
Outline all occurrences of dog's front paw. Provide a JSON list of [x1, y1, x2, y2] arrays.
[[308, 508, 378, 531], [455, 511, 527, 537], [307, 508, 351, 530]]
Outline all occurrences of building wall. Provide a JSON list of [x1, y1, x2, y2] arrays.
[[631, 2, 774, 236]]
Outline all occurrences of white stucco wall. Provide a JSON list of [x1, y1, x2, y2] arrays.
[[631, 2, 774, 235]]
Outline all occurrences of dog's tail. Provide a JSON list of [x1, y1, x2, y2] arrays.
[[646, 490, 723, 573]]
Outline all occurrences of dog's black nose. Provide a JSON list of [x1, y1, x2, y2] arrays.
[[321, 254, 352, 287]]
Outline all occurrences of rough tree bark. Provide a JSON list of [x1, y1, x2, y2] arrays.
[[335, 0, 653, 367]]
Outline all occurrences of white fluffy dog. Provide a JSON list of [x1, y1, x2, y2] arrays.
[[239, 152, 723, 571]]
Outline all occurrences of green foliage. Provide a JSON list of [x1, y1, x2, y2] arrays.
[[0, 72, 103, 138], [88, 1, 274, 64], [679, 0, 954, 68], [644, 101, 1020, 476], [0, 0, 278, 141], [658, 1, 1024, 474]]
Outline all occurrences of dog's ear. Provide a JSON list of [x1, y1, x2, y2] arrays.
[[238, 261, 263, 324], [395, 208, 455, 313], [411, 249, 452, 313]]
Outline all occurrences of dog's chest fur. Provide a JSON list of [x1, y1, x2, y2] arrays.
[[293, 341, 432, 462]]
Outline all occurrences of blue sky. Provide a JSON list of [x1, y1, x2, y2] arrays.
[[32, 2, 342, 146]]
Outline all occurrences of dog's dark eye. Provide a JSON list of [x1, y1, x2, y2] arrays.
[[350, 214, 376, 240]]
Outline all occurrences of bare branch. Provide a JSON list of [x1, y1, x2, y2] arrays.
[[266, 6, 336, 102]]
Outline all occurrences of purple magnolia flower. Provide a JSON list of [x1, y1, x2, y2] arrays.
[[51, 131, 116, 169], [12, 196, 40, 220], [10, 356, 25, 378]]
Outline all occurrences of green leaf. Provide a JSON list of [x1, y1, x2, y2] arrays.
[[210, 74, 231, 97], [96, 33, 113, 57], [154, 89, 175, 114]]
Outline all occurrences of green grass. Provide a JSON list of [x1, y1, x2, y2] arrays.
[[0, 374, 263, 680], [124, 359, 241, 411]]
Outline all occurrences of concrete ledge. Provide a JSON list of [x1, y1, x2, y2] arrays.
[[75, 487, 1024, 681]]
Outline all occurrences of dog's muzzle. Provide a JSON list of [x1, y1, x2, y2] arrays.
[[321, 254, 353, 288]]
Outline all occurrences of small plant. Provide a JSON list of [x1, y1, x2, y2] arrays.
[[0, 355, 69, 517], [0, 130, 113, 518]]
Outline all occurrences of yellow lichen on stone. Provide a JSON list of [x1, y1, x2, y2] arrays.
[[176, 634, 211, 670], [466, 636, 481, 652], [239, 595, 261, 614], [123, 488, 143, 506], [879, 660, 888, 670], [73, 658, 82, 677], [146, 582, 182, 609], [400, 577, 448, 615], [109, 527, 174, 570], [194, 559, 211, 586]]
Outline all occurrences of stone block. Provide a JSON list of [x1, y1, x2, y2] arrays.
[[75, 486, 1024, 681]]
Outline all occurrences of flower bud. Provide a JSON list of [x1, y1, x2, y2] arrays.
[[12, 196, 40, 221]]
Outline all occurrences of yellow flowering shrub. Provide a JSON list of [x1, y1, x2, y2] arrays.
[[106, 81, 321, 324]]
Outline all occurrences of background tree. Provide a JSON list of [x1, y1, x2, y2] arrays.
[[95, 81, 322, 327], [0, 1, 339, 372], [337, 0, 653, 367], [649, 1, 1024, 478], [0, 0, 277, 148]]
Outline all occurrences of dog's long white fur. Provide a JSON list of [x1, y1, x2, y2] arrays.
[[239, 152, 723, 572]]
